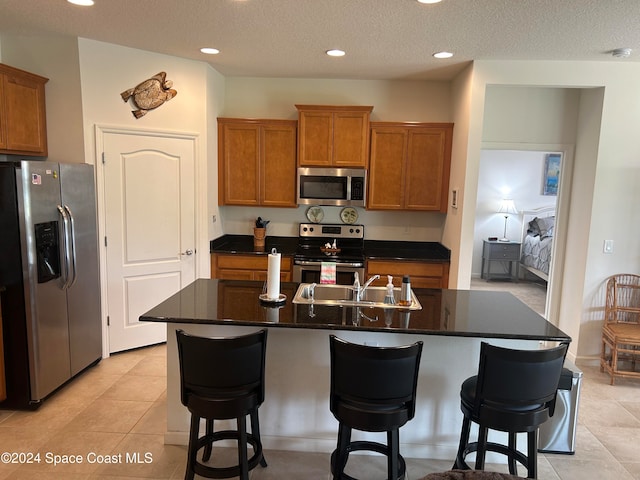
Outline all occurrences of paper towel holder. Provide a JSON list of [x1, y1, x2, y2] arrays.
[[259, 293, 286, 305]]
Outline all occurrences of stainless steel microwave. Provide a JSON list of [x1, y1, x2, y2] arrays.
[[297, 167, 366, 207]]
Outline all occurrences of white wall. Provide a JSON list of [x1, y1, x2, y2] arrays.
[[217, 77, 452, 241], [473, 150, 557, 277]]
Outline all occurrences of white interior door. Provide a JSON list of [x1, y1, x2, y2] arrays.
[[101, 131, 196, 353]]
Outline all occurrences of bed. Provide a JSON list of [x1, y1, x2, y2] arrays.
[[520, 206, 556, 282]]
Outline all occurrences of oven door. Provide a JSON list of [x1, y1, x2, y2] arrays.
[[292, 262, 364, 286]]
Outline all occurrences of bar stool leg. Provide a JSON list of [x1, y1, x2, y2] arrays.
[[454, 416, 472, 469], [185, 414, 199, 480], [507, 431, 518, 475], [475, 425, 488, 471], [237, 415, 249, 480], [526, 430, 537, 479], [388, 428, 400, 480], [333, 423, 351, 479], [202, 419, 214, 462], [250, 410, 267, 467]]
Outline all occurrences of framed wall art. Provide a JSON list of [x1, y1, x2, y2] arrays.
[[543, 153, 561, 196]]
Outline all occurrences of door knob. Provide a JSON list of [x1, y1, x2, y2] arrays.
[[181, 249, 194, 256]]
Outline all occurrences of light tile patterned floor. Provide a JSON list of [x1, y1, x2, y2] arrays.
[[2, 313, 640, 478]]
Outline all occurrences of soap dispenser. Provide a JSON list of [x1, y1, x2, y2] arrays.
[[399, 275, 412, 306], [384, 275, 395, 305]]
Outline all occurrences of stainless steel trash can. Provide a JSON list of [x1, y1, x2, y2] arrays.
[[538, 359, 583, 454]]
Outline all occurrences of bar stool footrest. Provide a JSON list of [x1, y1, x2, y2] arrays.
[[455, 441, 528, 472], [331, 440, 406, 480], [193, 430, 265, 479]]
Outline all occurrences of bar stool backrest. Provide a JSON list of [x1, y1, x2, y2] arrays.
[[330, 335, 423, 418], [176, 329, 267, 407], [474, 342, 567, 418]]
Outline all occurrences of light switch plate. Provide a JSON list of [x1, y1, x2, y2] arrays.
[[604, 239, 614, 254]]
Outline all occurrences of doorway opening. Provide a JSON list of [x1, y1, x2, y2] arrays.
[[471, 149, 564, 318]]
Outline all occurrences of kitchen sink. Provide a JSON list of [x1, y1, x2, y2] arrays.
[[292, 283, 422, 310]]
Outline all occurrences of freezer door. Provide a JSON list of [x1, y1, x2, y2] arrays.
[[18, 161, 71, 401], [59, 163, 102, 375]]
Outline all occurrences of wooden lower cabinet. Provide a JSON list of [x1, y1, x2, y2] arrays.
[[365, 260, 449, 289], [211, 253, 292, 281], [404, 289, 443, 330], [217, 281, 297, 323]]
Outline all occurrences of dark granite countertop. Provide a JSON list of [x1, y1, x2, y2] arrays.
[[210, 235, 298, 256], [140, 279, 570, 342], [364, 240, 450, 261], [210, 235, 450, 262]]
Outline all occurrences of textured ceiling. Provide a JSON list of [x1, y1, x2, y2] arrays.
[[0, 0, 639, 80]]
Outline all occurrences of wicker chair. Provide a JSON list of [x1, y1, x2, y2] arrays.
[[601, 274, 640, 385]]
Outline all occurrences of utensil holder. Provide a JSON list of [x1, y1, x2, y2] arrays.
[[254, 227, 266, 248]]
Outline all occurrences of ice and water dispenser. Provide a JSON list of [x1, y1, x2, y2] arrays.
[[34, 221, 61, 283]]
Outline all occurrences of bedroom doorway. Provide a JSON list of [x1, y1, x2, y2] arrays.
[[471, 148, 568, 319]]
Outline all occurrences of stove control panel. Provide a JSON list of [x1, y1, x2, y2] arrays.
[[298, 223, 364, 239]]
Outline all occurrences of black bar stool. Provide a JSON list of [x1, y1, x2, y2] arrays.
[[329, 335, 423, 480], [454, 341, 568, 479], [175, 328, 268, 480]]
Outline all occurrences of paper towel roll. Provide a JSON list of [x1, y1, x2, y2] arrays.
[[267, 248, 281, 300]]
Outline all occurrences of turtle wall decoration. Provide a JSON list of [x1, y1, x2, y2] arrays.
[[120, 72, 177, 118]]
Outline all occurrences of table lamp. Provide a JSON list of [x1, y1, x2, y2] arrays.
[[498, 199, 518, 242]]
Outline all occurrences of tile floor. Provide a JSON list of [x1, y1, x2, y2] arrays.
[[1, 335, 640, 479]]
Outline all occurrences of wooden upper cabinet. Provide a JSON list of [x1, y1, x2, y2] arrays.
[[0, 63, 48, 156], [261, 124, 298, 207], [368, 122, 453, 212], [218, 118, 297, 207], [296, 105, 372, 168]]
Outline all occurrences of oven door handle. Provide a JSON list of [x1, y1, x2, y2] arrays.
[[294, 260, 364, 268]]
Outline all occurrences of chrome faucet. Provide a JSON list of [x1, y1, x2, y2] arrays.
[[352, 273, 380, 302]]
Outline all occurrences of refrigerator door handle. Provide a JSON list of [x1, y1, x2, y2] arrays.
[[63, 205, 78, 288], [57, 205, 72, 290]]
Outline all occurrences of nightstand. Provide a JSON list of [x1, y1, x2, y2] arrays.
[[481, 240, 521, 282]]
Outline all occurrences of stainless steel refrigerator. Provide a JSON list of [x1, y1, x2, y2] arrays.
[[0, 160, 102, 409]]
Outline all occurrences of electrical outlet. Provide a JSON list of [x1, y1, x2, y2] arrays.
[[604, 239, 614, 254]]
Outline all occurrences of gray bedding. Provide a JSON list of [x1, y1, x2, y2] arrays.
[[520, 216, 554, 276]]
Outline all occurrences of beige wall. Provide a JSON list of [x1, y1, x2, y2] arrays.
[[457, 60, 640, 361], [76, 38, 216, 280], [218, 76, 453, 241], [0, 34, 85, 164], [3, 33, 637, 364], [223, 77, 452, 121]]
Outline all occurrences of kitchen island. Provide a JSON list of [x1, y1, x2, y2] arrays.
[[141, 279, 570, 460]]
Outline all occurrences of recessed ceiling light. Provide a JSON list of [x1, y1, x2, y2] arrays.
[[326, 49, 346, 57], [200, 48, 220, 55], [433, 51, 454, 59], [67, 0, 94, 5], [417, 0, 442, 3]]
